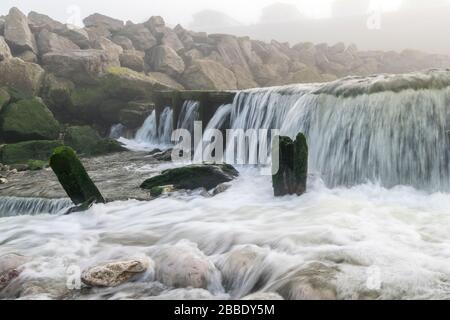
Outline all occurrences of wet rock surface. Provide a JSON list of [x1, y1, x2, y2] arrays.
[[0, 151, 161, 201]]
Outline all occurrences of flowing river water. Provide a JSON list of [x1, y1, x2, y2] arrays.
[[1, 71, 450, 300]]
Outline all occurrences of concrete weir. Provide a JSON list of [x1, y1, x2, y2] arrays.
[[151, 91, 237, 130]]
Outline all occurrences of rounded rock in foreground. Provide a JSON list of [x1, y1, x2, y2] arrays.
[[81, 257, 153, 288], [241, 292, 284, 300], [152, 240, 223, 293]]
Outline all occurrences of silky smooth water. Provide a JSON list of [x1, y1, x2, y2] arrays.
[[2, 71, 450, 300]]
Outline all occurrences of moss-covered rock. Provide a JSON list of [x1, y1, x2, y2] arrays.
[[118, 101, 155, 129], [27, 159, 47, 171], [41, 73, 75, 121], [49, 146, 105, 205], [272, 133, 308, 197], [141, 164, 239, 192], [0, 98, 60, 143], [64, 125, 126, 156], [100, 66, 173, 101], [0, 140, 62, 164], [0, 87, 11, 112], [68, 85, 106, 122]]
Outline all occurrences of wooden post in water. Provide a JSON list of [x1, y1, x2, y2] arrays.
[[50, 146, 105, 206], [272, 133, 308, 197]]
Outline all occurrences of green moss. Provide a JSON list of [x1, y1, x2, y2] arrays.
[[50, 146, 105, 205], [0, 140, 63, 164], [64, 126, 101, 155], [27, 159, 47, 171], [0, 87, 10, 111], [69, 86, 106, 119], [141, 164, 239, 191], [272, 133, 308, 197], [0, 98, 60, 143], [42, 74, 75, 121], [150, 186, 164, 197], [63, 126, 126, 156]]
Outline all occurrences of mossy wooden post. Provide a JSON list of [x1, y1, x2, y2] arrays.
[[49, 146, 105, 205], [272, 133, 308, 197]]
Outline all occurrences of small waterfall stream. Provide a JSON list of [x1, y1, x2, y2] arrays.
[[0, 197, 72, 217]]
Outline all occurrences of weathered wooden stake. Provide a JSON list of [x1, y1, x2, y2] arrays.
[[49, 146, 105, 206], [272, 133, 308, 197]]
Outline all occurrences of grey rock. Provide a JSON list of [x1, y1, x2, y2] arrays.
[[83, 13, 124, 32], [0, 58, 45, 96], [119, 50, 145, 72], [56, 24, 90, 49], [81, 257, 152, 287], [111, 35, 134, 50], [146, 45, 185, 77], [37, 29, 80, 55], [0, 36, 12, 61], [28, 11, 64, 33], [181, 59, 237, 90], [4, 7, 37, 54], [118, 23, 156, 51]]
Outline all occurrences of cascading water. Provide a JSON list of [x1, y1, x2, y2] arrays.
[[4, 71, 450, 300], [211, 70, 450, 191], [0, 197, 72, 217], [177, 100, 200, 136]]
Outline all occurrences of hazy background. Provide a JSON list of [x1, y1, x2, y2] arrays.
[[2, 0, 450, 53]]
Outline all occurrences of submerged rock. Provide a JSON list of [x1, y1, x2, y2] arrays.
[[81, 257, 152, 288], [141, 164, 239, 193], [49, 146, 105, 206], [270, 262, 339, 300], [272, 133, 308, 197], [152, 241, 223, 292], [0, 253, 30, 291], [242, 292, 284, 300]]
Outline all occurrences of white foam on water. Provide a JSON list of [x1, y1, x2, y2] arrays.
[[1, 173, 450, 299]]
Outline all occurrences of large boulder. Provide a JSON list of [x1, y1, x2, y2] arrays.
[[83, 13, 124, 32], [118, 23, 156, 51], [0, 98, 60, 143], [119, 50, 144, 72], [41, 73, 74, 121], [146, 45, 185, 77], [118, 101, 154, 129], [140, 164, 239, 194], [42, 49, 118, 84], [4, 7, 37, 54], [56, 25, 90, 49], [92, 37, 123, 64], [111, 35, 134, 50], [0, 140, 62, 164], [16, 50, 38, 63], [49, 146, 105, 205], [64, 125, 125, 156], [27, 11, 64, 33], [0, 36, 12, 61], [288, 66, 323, 84], [181, 59, 237, 90], [152, 241, 222, 291], [147, 72, 184, 90], [37, 29, 80, 55], [0, 87, 10, 112], [145, 16, 184, 52], [100, 66, 174, 100], [0, 58, 45, 97], [212, 34, 250, 71]]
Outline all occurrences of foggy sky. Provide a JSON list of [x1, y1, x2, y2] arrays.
[[0, 0, 423, 26], [1, 1, 450, 53]]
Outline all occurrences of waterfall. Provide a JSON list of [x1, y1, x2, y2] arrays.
[[109, 123, 126, 139], [0, 197, 73, 217], [177, 100, 200, 135], [205, 70, 450, 191]]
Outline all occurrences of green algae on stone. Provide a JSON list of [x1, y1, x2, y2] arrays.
[[49, 146, 105, 205]]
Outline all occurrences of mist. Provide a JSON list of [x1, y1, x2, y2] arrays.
[[1, 0, 450, 53]]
